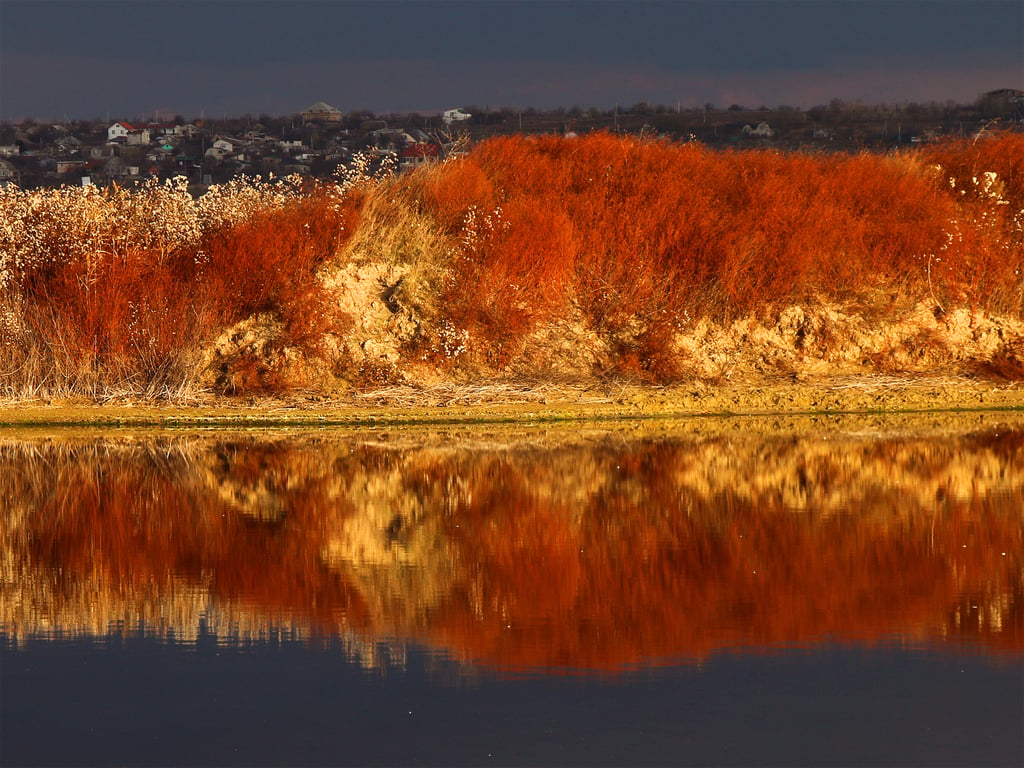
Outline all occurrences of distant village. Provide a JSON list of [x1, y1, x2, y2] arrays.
[[1, 91, 1021, 193]]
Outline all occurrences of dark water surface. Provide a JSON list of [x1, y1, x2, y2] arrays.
[[2, 415, 1022, 766]]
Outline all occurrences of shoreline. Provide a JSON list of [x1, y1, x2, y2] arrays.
[[1, 375, 1022, 428]]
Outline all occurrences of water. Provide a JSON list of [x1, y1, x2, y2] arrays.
[[2, 414, 1022, 766]]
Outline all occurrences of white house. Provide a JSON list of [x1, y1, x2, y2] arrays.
[[742, 122, 773, 138], [108, 122, 133, 141], [442, 108, 472, 125], [108, 122, 152, 145]]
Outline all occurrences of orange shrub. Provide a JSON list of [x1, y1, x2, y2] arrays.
[[415, 158, 496, 231], [410, 131, 1022, 379], [182, 192, 354, 350], [3, 183, 359, 395]]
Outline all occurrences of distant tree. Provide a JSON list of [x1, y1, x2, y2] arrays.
[[309, 155, 329, 177], [345, 111, 376, 130]]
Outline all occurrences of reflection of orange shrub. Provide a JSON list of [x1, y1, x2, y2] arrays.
[[434, 467, 1021, 671], [418, 434, 1024, 669], [4, 434, 1021, 667], [19, 445, 371, 635]]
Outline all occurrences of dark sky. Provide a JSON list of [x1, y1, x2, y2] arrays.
[[1, 0, 1021, 120]]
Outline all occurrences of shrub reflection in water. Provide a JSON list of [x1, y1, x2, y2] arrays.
[[1, 419, 1020, 672]]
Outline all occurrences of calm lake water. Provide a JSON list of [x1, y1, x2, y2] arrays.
[[2, 414, 1022, 766]]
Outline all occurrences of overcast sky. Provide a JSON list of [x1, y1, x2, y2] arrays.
[[1, 0, 1021, 121]]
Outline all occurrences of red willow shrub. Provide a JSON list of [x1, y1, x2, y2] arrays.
[[5, 184, 360, 395], [416, 132, 1022, 380], [919, 133, 1024, 312], [15, 248, 204, 392], [180, 191, 358, 357]]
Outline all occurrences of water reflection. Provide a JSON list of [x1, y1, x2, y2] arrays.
[[2, 416, 1021, 673]]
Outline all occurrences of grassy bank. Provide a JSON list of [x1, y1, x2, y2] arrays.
[[1, 377, 1021, 429], [1, 132, 1021, 402]]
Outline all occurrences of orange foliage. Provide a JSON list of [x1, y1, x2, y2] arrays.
[[8, 188, 358, 394], [186, 193, 355, 337], [15, 246, 202, 387], [415, 132, 1022, 379]]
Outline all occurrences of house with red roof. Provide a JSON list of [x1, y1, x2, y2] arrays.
[[107, 122, 151, 145], [398, 142, 441, 171], [107, 122, 134, 142]]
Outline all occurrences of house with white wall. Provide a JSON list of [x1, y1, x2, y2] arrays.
[[107, 122, 133, 142], [107, 122, 152, 145], [742, 122, 774, 138], [442, 108, 471, 125]]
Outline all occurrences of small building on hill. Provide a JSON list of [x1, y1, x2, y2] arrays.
[[301, 101, 343, 123], [978, 88, 1024, 119], [0, 158, 17, 185]]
